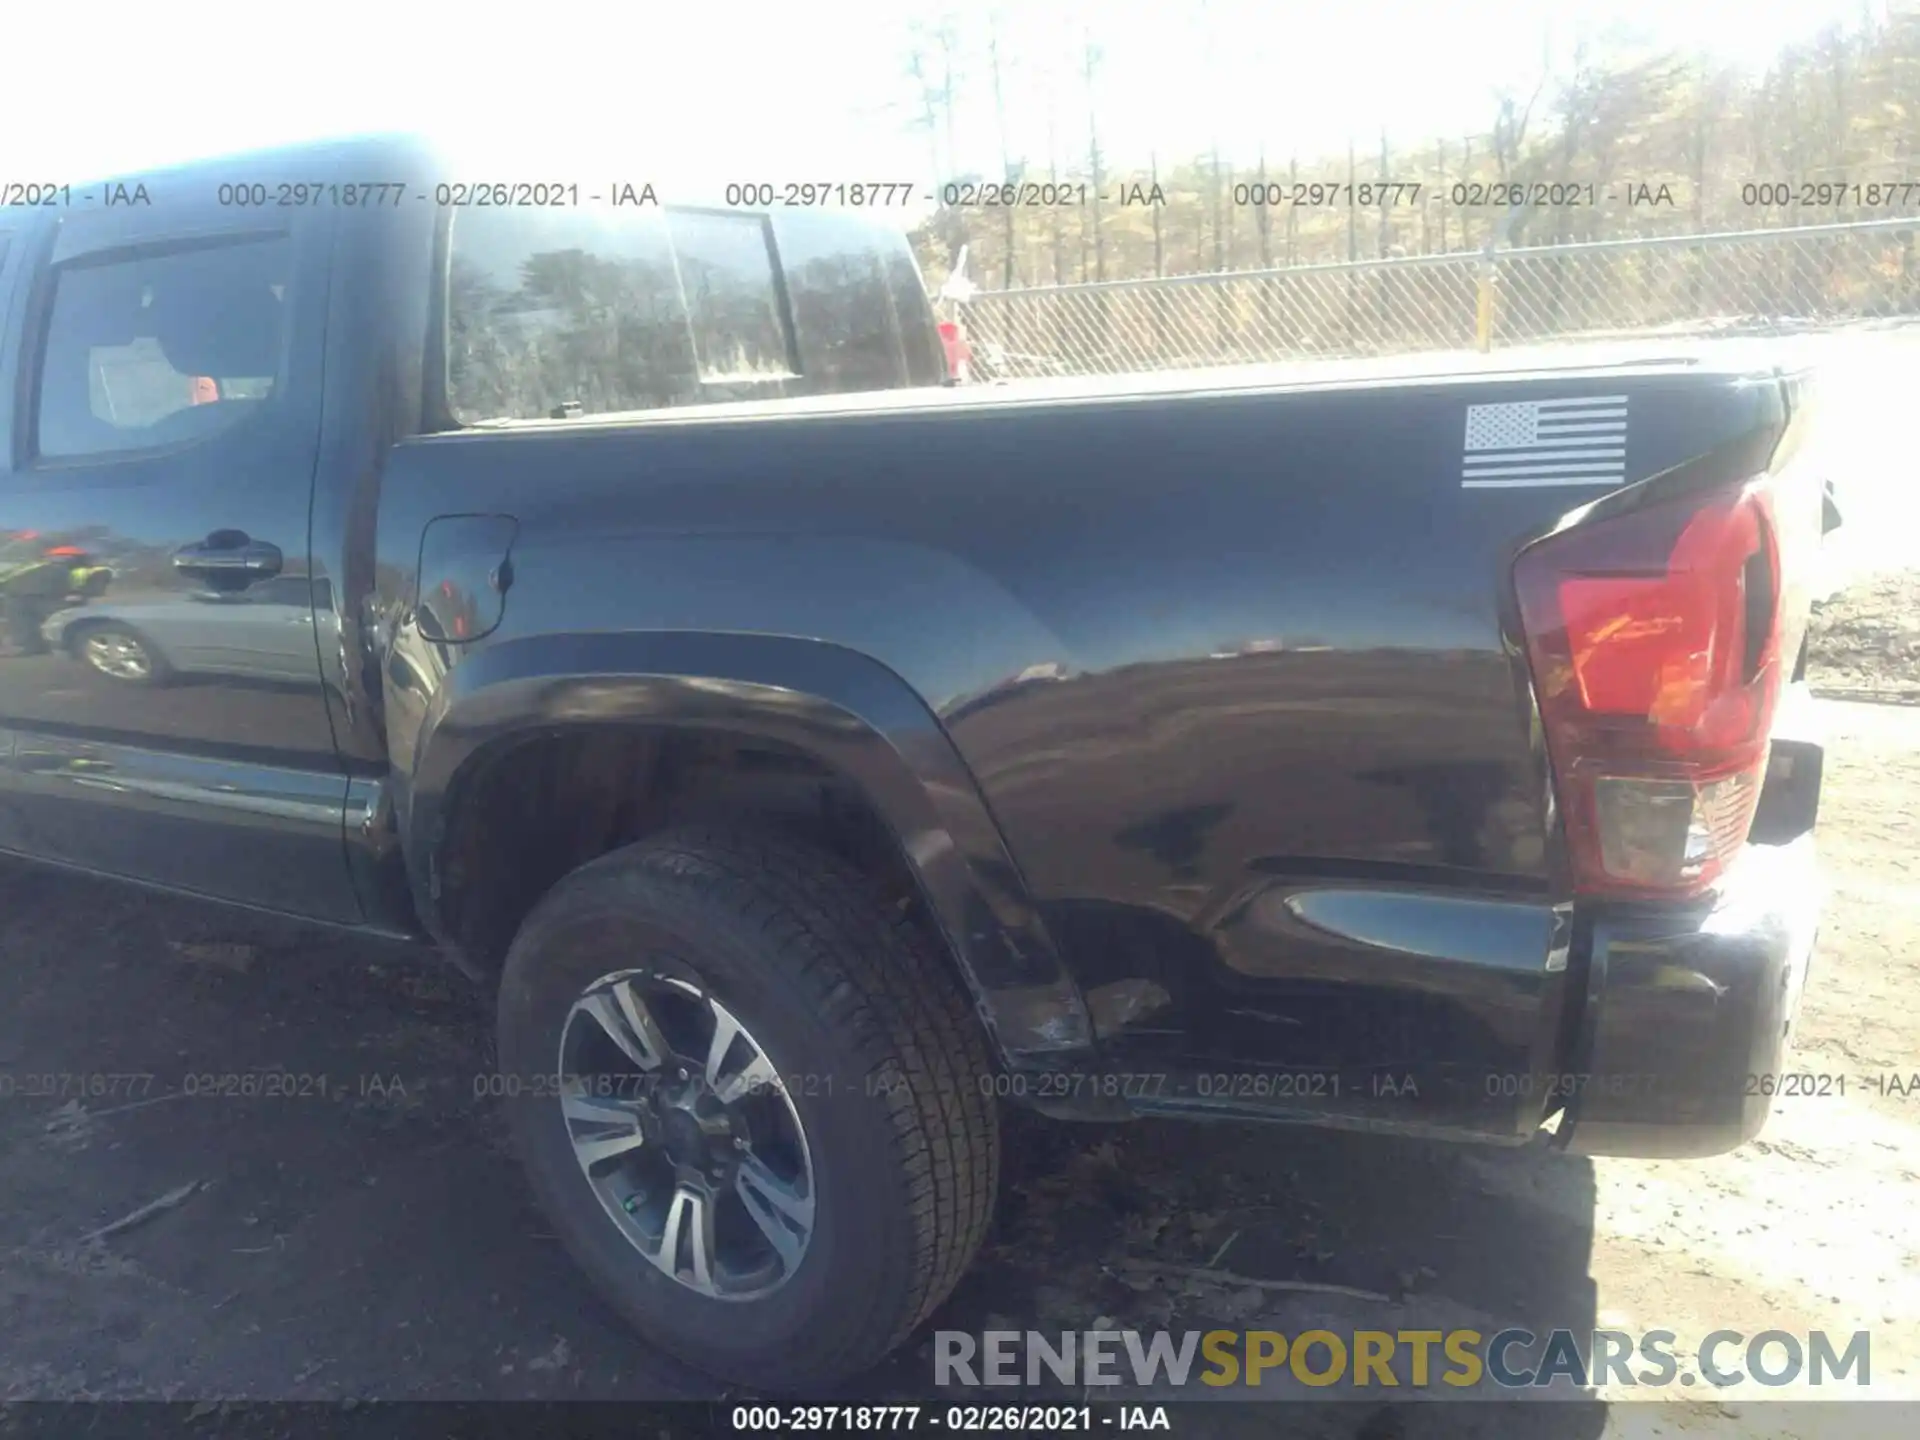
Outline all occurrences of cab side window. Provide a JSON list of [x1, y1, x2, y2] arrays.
[[35, 237, 290, 461], [445, 205, 799, 424], [665, 210, 795, 385]]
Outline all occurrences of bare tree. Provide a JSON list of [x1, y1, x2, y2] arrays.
[[1460, 134, 1475, 249], [1254, 149, 1272, 268], [1378, 130, 1393, 258], [1083, 27, 1106, 283], [1199, 0, 1226, 274], [904, 46, 943, 187], [1820, 24, 1856, 212], [1151, 150, 1166, 277], [1344, 138, 1358, 347], [1432, 137, 1446, 252], [987, 15, 1017, 288], [1686, 57, 1735, 232], [1346, 138, 1358, 262], [1489, 27, 1554, 245], [936, 17, 961, 184], [1046, 96, 1066, 286], [906, 19, 967, 274], [1287, 154, 1298, 266]]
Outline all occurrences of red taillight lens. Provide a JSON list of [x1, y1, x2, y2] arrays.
[[1515, 480, 1791, 898]]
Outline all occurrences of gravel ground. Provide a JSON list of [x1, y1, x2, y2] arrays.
[[1808, 569, 1920, 704], [0, 628, 1915, 1437]]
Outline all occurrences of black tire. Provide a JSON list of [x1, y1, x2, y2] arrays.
[[71, 621, 170, 685], [496, 826, 1000, 1391]]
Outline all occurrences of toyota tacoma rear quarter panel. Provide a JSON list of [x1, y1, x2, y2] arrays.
[[372, 349, 1823, 1154]]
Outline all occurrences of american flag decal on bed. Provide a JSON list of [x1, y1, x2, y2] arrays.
[[1460, 394, 1629, 488]]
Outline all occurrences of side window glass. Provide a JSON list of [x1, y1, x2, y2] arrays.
[[255, 575, 313, 607], [448, 206, 694, 423], [778, 223, 907, 393], [665, 210, 795, 384], [36, 237, 290, 461], [446, 205, 797, 424]]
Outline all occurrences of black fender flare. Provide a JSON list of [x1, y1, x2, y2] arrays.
[[398, 629, 1094, 1062]]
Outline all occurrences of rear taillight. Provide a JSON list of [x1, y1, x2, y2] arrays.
[[1515, 478, 1805, 899]]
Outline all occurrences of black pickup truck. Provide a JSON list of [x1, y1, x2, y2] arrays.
[[0, 135, 1829, 1389]]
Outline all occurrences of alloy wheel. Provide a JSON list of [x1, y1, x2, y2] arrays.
[[556, 969, 816, 1300], [82, 631, 151, 680]]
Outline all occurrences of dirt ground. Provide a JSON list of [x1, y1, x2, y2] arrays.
[[1808, 568, 1920, 703], [0, 610, 1915, 1436]]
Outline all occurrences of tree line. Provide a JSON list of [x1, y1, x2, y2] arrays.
[[906, 10, 1920, 292]]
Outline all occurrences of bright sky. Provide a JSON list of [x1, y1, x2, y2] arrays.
[[1, 0, 1891, 207]]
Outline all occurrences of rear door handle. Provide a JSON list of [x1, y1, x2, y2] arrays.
[[173, 533, 283, 579]]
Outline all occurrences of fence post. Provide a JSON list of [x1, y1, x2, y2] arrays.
[[1475, 241, 1498, 353]]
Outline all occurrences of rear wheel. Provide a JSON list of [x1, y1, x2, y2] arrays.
[[495, 826, 1000, 1390]]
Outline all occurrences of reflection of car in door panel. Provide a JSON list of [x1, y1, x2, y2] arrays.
[[42, 576, 334, 683]]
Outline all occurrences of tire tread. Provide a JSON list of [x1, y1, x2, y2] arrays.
[[505, 825, 1000, 1385]]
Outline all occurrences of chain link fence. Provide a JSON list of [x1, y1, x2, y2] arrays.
[[958, 217, 1920, 380]]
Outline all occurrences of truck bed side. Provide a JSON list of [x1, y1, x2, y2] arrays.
[[372, 357, 1802, 1141]]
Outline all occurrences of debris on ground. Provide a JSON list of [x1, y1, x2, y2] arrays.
[[1118, 1258, 1392, 1305], [79, 1181, 203, 1244], [164, 941, 258, 974]]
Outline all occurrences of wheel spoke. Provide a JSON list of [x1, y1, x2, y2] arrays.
[[561, 1089, 637, 1127], [659, 1183, 717, 1292], [578, 981, 670, 1072], [572, 1128, 648, 1167], [612, 982, 672, 1068], [562, 1079, 647, 1167], [735, 1152, 812, 1270], [87, 635, 148, 678], [706, 1000, 779, 1104]]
